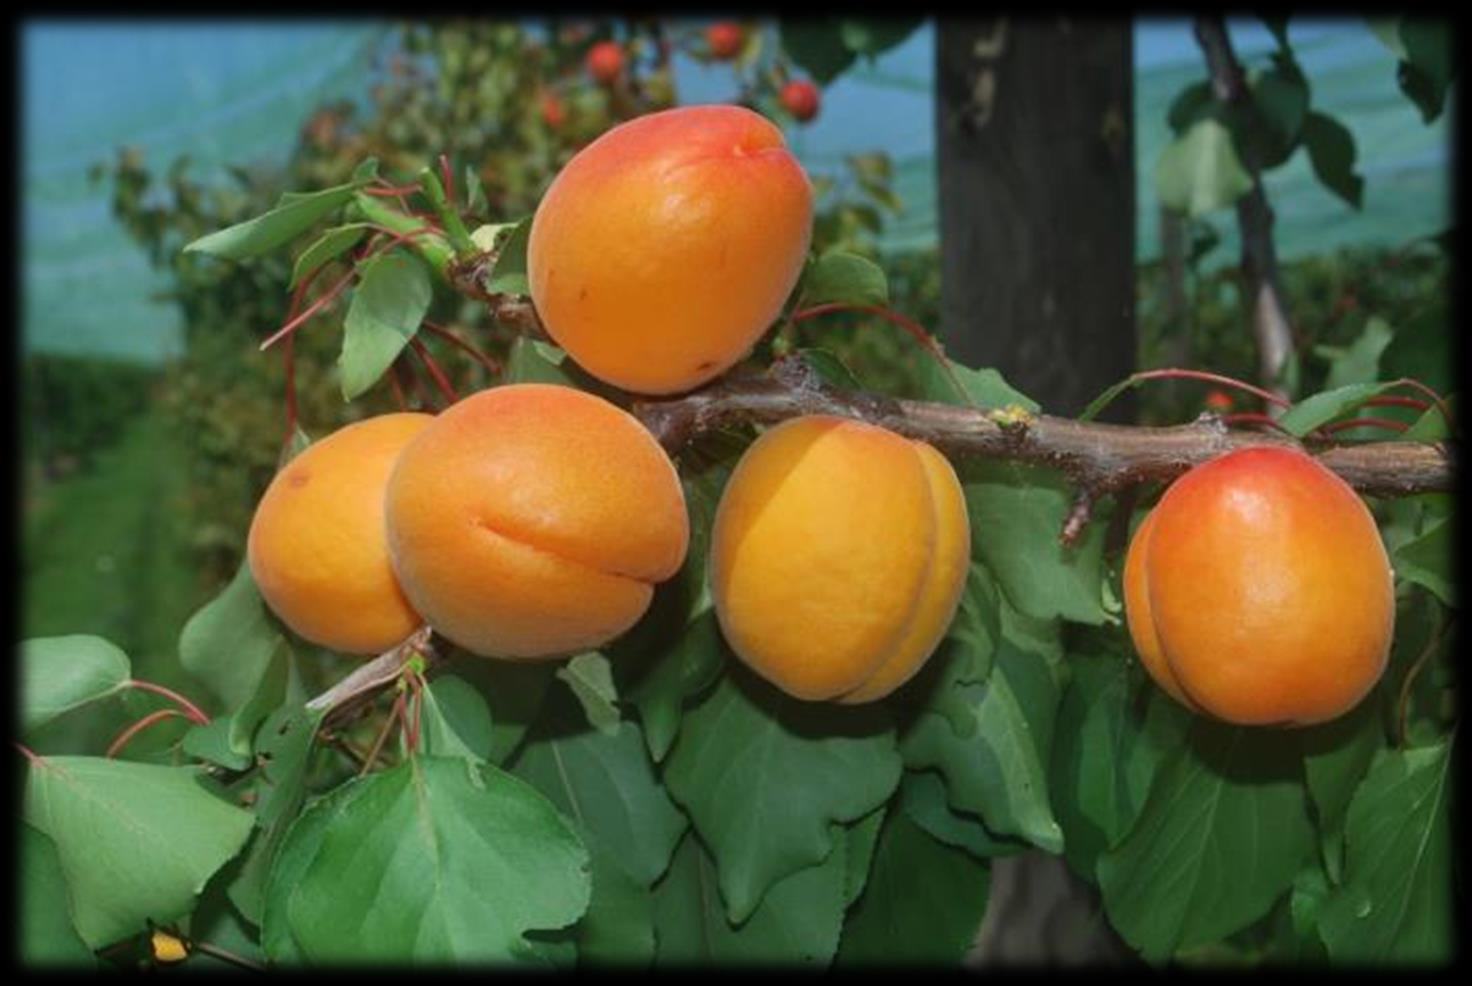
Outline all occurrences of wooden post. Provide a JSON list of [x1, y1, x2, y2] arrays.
[[935, 18, 1136, 421]]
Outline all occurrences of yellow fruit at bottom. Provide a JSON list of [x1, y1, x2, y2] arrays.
[[710, 415, 971, 702]]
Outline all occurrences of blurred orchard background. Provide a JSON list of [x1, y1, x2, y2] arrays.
[[18, 17, 1452, 901]]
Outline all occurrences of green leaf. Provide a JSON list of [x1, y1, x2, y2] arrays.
[[554, 652, 621, 736], [802, 249, 889, 307], [23, 756, 255, 950], [795, 347, 863, 390], [778, 20, 855, 85], [485, 216, 531, 295], [227, 643, 290, 759], [1393, 516, 1452, 606], [464, 164, 488, 215], [226, 704, 321, 925], [1314, 316, 1392, 390], [420, 673, 495, 763], [1402, 396, 1455, 442], [280, 757, 591, 964], [1278, 381, 1397, 437], [899, 634, 1064, 853], [663, 671, 902, 923], [1245, 54, 1309, 166], [960, 463, 1112, 625], [21, 635, 131, 735], [917, 355, 1039, 412], [898, 770, 1028, 860], [1302, 111, 1364, 210], [504, 336, 574, 385], [187, 860, 266, 970], [289, 223, 369, 289], [1096, 722, 1316, 962], [442, 655, 556, 764], [1154, 118, 1255, 217], [178, 560, 285, 710], [652, 829, 848, 965], [181, 718, 252, 771], [1396, 19, 1453, 124], [1049, 654, 1190, 878], [841, 807, 886, 908], [261, 788, 352, 964], [1318, 740, 1453, 963], [183, 179, 365, 260], [626, 609, 728, 763], [1166, 80, 1216, 136], [509, 715, 687, 887], [338, 249, 432, 401], [835, 810, 991, 966], [836, 18, 922, 59], [20, 823, 95, 968], [1298, 697, 1386, 883], [577, 832, 656, 966]]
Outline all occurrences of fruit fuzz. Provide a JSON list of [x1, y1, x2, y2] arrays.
[[711, 416, 970, 703], [528, 104, 812, 394], [1124, 446, 1395, 726]]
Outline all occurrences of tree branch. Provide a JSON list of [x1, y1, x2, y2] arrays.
[[632, 359, 1454, 540], [1194, 16, 1295, 394]]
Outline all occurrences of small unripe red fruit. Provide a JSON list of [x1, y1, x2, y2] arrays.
[[780, 80, 820, 123], [707, 22, 744, 60], [540, 92, 567, 129], [1204, 389, 1235, 412], [586, 41, 625, 86]]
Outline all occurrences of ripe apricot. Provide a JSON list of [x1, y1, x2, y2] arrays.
[[247, 413, 431, 655], [527, 104, 813, 395], [384, 383, 689, 659], [780, 80, 820, 123], [710, 416, 970, 702], [1123, 446, 1395, 726], [707, 22, 744, 60], [586, 41, 624, 86]]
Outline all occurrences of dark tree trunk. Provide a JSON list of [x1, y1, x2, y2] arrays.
[[935, 17, 1136, 422], [935, 17, 1139, 964]]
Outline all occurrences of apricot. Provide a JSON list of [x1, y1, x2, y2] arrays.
[[1123, 446, 1395, 726], [585, 41, 624, 86], [247, 413, 431, 655], [710, 416, 970, 703], [707, 22, 744, 60], [527, 104, 813, 395], [384, 383, 689, 659], [780, 80, 820, 123]]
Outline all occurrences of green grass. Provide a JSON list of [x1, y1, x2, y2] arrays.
[[22, 410, 210, 695]]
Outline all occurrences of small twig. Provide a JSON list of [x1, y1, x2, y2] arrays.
[[359, 692, 406, 777], [106, 709, 189, 758], [15, 741, 42, 765], [191, 939, 267, 972], [421, 319, 502, 376], [1398, 613, 1451, 749], [127, 679, 210, 725], [1323, 417, 1410, 435], [409, 336, 460, 405]]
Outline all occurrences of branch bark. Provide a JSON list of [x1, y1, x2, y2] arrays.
[[632, 359, 1454, 509], [1194, 16, 1295, 394]]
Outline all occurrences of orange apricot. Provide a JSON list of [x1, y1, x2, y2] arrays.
[[384, 383, 689, 659], [710, 416, 970, 702], [1123, 446, 1395, 726], [527, 104, 813, 395], [247, 413, 431, 655]]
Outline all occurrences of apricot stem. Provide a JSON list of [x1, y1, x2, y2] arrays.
[[127, 680, 211, 725], [409, 337, 460, 405], [359, 692, 405, 777], [106, 709, 189, 758], [1322, 417, 1410, 435]]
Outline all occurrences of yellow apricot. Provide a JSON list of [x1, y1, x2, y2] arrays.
[[247, 413, 431, 655], [384, 384, 689, 659], [527, 104, 813, 395], [710, 416, 971, 702], [1123, 446, 1395, 726]]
